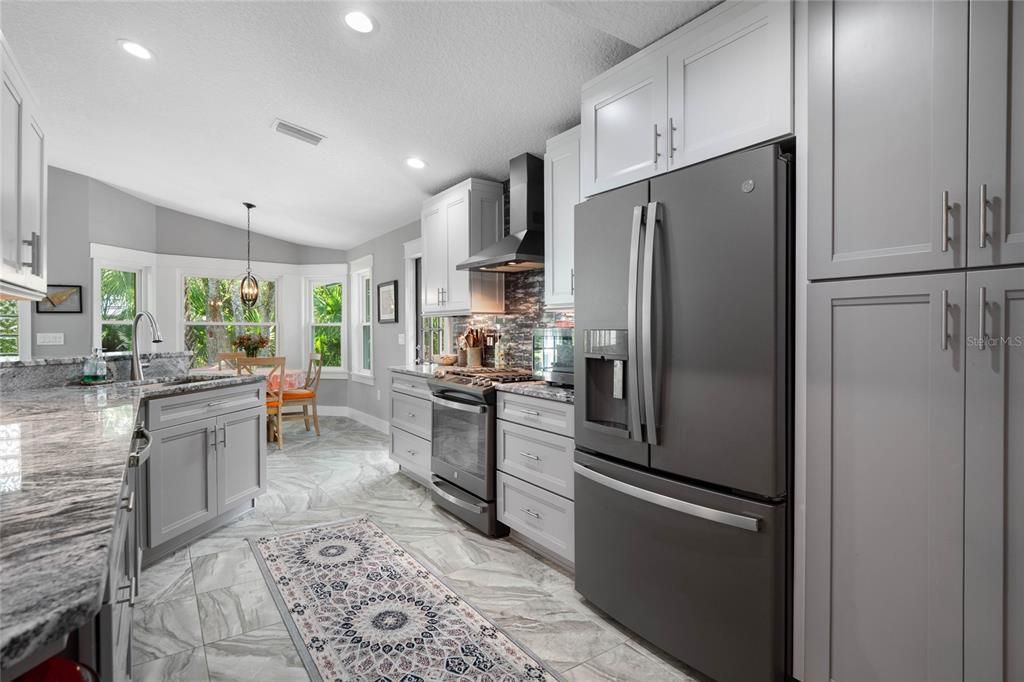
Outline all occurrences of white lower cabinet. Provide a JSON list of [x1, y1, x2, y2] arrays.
[[389, 371, 433, 484], [496, 396, 576, 563], [390, 426, 431, 483]]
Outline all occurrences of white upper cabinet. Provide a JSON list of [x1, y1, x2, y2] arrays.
[[1, 37, 47, 299], [420, 178, 504, 316], [666, 0, 793, 169], [581, 53, 667, 197], [544, 126, 580, 309], [580, 0, 793, 197]]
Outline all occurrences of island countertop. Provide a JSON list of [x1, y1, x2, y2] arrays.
[[0, 374, 264, 672]]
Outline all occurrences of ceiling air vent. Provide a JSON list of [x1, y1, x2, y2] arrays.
[[272, 119, 326, 146]]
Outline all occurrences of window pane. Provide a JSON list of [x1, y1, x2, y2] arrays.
[[362, 324, 371, 370], [312, 283, 343, 324], [0, 301, 17, 357], [102, 323, 133, 352], [312, 325, 342, 367], [184, 276, 276, 323], [100, 269, 137, 321], [0, 300, 17, 316], [184, 324, 275, 367], [0, 336, 17, 356], [363, 278, 371, 324]]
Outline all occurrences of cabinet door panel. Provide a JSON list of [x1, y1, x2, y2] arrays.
[[964, 268, 1024, 680], [581, 54, 666, 197], [667, 1, 792, 169], [444, 191, 470, 312], [420, 204, 445, 314], [544, 128, 579, 308], [19, 115, 44, 287], [809, 0, 968, 279], [1, 74, 22, 276], [806, 274, 965, 681], [148, 419, 217, 547], [218, 407, 266, 510], [968, 1, 1024, 267]]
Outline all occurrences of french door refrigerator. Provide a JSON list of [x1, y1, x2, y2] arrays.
[[573, 142, 792, 682]]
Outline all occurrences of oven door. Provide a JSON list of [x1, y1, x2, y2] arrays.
[[430, 394, 494, 500]]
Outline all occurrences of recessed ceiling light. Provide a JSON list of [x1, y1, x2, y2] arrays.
[[344, 11, 375, 33], [118, 40, 152, 60], [406, 157, 427, 170]]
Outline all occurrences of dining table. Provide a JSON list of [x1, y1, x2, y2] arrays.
[[191, 366, 308, 392]]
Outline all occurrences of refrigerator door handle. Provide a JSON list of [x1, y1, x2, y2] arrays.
[[626, 205, 645, 443], [641, 201, 659, 445], [573, 462, 761, 532]]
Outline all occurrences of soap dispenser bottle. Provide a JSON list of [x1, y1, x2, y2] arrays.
[[94, 349, 107, 383], [82, 350, 97, 383]]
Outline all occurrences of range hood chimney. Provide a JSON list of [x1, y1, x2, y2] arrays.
[[456, 153, 545, 272]]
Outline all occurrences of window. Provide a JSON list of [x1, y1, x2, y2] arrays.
[[99, 268, 138, 352], [183, 275, 276, 367], [349, 256, 373, 380], [0, 300, 20, 358], [310, 281, 343, 368], [420, 316, 449, 364]]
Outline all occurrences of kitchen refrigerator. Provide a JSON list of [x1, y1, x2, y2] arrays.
[[573, 142, 792, 682]]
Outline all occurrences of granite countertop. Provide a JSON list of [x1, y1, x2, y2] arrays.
[[495, 381, 575, 405], [0, 350, 192, 368], [390, 364, 445, 377], [0, 373, 264, 671]]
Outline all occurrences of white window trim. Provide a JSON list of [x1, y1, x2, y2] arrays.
[[349, 254, 373, 384], [303, 276, 348, 379], [90, 244, 157, 353], [16, 301, 31, 361], [403, 238, 421, 366]]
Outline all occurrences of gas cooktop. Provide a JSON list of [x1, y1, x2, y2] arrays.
[[429, 367, 536, 400]]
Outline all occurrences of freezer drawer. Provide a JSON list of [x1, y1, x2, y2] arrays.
[[573, 451, 787, 682]]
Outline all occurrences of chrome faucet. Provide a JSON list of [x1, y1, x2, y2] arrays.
[[131, 311, 164, 381]]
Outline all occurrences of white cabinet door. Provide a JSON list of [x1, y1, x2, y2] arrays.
[[581, 52, 667, 197], [544, 126, 579, 309], [1, 69, 22, 285], [443, 189, 471, 312], [420, 202, 446, 314], [666, 1, 792, 169], [217, 407, 266, 510]]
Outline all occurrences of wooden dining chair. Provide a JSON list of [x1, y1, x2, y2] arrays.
[[282, 353, 323, 436], [236, 356, 286, 448], [214, 351, 245, 373]]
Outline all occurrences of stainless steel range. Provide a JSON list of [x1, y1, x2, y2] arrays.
[[427, 367, 535, 536]]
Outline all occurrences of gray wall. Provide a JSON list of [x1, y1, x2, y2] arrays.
[[344, 220, 420, 422]]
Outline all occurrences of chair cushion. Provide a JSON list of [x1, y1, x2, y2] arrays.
[[283, 389, 316, 400], [266, 400, 280, 409]]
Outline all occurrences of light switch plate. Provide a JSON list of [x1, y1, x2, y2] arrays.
[[398, 334, 405, 345], [36, 333, 65, 346]]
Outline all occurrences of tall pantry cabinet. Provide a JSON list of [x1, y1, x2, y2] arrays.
[[806, 2, 1024, 680]]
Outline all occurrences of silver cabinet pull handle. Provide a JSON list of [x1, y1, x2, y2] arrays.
[[668, 117, 677, 162], [220, 424, 227, 448], [207, 399, 231, 407], [652, 123, 661, 166], [518, 451, 540, 461], [407, 449, 416, 456], [979, 183, 989, 248], [940, 190, 952, 253], [520, 507, 541, 519], [20, 234, 40, 274], [121, 492, 135, 513], [520, 409, 541, 416], [574, 462, 761, 532], [570, 268, 575, 295], [941, 289, 949, 351], [978, 286, 988, 348], [407, 412, 416, 418]]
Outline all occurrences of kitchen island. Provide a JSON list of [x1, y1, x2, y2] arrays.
[[0, 373, 264, 677]]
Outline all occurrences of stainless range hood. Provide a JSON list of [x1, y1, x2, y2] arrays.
[[456, 153, 544, 272]]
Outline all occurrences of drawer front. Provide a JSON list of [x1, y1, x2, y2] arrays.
[[146, 383, 264, 431], [390, 427, 431, 481], [391, 372, 432, 400], [390, 393, 432, 440], [497, 420, 575, 499], [497, 393, 575, 437], [497, 472, 574, 563]]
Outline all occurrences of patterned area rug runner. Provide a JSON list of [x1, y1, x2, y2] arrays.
[[250, 517, 555, 681]]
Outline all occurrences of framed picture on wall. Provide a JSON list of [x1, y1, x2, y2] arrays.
[[35, 285, 83, 314], [377, 280, 398, 324]]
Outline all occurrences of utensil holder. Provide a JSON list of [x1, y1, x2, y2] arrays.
[[466, 347, 482, 368], [457, 349, 467, 366]]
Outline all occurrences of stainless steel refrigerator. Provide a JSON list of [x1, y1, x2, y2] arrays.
[[573, 142, 792, 682]]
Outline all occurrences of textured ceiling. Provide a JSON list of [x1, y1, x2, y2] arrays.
[[2, 1, 717, 249]]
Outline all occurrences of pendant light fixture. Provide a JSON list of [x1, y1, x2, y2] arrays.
[[240, 202, 259, 307]]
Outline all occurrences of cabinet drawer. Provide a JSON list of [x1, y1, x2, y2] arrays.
[[497, 472, 574, 563], [497, 393, 574, 437], [390, 393, 432, 440], [146, 383, 264, 431], [391, 372, 432, 400], [497, 420, 575, 499], [390, 427, 431, 482]]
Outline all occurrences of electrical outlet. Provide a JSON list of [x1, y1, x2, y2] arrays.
[[398, 333, 405, 345], [36, 333, 64, 346]]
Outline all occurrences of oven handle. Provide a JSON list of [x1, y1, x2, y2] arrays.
[[573, 463, 761, 532], [430, 476, 488, 514], [431, 395, 487, 414]]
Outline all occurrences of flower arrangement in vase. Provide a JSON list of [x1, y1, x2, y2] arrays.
[[234, 333, 270, 358]]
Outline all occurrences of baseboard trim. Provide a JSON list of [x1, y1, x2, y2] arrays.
[[313, 405, 390, 434]]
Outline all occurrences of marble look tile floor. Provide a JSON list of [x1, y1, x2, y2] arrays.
[[132, 417, 702, 681]]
